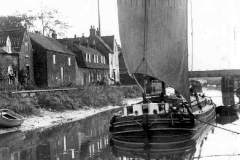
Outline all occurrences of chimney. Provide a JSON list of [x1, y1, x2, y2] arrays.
[[52, 30, 57, 39], [90, 26, 96, 37], [80, 33, 88, 47], [74, 37, 81, 46], [96, 28, 101, 37]]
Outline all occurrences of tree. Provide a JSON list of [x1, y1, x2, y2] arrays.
[[37, 7, 71, 36], [0, 7, 71, 37], [0, 12, 36, 30], [0, 16, 24, 30]]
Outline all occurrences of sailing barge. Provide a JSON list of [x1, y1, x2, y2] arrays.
[[109, 0, 216, 137]]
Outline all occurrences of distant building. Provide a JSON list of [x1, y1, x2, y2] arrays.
[[101, 35, 120, 83], [29, 32, 76, 88], [0, 29, 34, 86]]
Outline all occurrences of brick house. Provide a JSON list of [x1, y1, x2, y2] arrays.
[[0, 29, 34, 85], [29, 32, 76, 88], [59, 37, 109, 85], [69, 41, 109, 85]]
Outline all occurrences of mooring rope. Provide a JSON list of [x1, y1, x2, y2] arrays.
[[182, 104, 240, 135]]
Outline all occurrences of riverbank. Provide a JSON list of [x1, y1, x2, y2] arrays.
[[0, 97, 142, 134]]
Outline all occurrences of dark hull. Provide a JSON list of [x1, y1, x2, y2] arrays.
[[110, 104, 216, 138], [110, 121, 214, 160], [0, 109, 25, 127]]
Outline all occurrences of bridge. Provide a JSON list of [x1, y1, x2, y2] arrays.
[[189, 69, 240, 78], [189, 69, 240, 105]]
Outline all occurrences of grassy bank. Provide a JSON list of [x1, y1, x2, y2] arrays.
[[0, 85, 142, 116]]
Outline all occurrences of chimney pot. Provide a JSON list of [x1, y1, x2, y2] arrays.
[[52, 30, 57, 39]]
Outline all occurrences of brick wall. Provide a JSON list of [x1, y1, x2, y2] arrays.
[[47, 50, 76, 87], [19, 32, 34, 83]]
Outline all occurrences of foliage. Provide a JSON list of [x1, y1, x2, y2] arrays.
[[0, 93, 40, 116], [0, 85, 141, 115], [0, 16, 24, 30], [0, 6, 71, 37], [120, 85, 142, 98], [36, 6, 71, 36]]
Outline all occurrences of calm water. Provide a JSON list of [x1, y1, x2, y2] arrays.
[[0, 87, 240, 160]]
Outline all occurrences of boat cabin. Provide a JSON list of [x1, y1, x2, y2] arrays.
[[123, 102, 188, 116]]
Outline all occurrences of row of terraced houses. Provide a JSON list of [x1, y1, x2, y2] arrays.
[[0, 26, 120, 90]]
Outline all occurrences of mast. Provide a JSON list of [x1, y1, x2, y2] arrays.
[[190, 0, 194, 76], [98, 0, 101, 35]]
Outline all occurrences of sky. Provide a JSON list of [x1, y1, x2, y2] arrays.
[[0, 0, 240, 71]]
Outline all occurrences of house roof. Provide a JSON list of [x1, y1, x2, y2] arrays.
[[101, 35, 114, 50], [72, 44, 108, 70], [0, 29, 26, 52], [29, 32, 75, 55], [95, 35, 113, 53]]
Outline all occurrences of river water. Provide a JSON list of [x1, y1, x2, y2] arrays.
[[0, 87, 240, 160]]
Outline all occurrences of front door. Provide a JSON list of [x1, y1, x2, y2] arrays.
[[61, 67, 64, 84]]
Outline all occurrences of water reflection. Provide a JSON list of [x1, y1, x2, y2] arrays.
[[0, 109, 120, 160], [110, 123, 214, 160]]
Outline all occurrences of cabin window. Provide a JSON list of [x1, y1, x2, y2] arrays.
[[86, 53, 88, 62], [89, 54, 91, 62], [68, 57, 71, 66], [53, 55, 56, 64]]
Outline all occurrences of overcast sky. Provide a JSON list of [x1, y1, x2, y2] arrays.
[[0, 0, 240, 71]]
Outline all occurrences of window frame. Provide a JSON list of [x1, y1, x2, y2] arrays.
[[68, 57, 71, 66], [53, 54, 56, 64]]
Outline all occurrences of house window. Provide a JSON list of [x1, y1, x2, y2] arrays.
[[97, 55, 99, 63], [68, 57, 71, 66], [25, 55, 30, 65], [53, 55, 56, 64], [94, 55, 96, 63], [103, 57, 106, 64], [101, 56, 103, 63], [89, 73, 91, 82], [89, 54, 91, 62]]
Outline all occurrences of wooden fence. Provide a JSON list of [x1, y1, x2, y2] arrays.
[[0, 78, 17, 92]]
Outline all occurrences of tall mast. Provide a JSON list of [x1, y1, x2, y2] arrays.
[[98, 0, 101, 35], [190, 0, 194, 75]]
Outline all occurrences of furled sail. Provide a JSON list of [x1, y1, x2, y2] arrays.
[[118, 0, 189, 101]]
